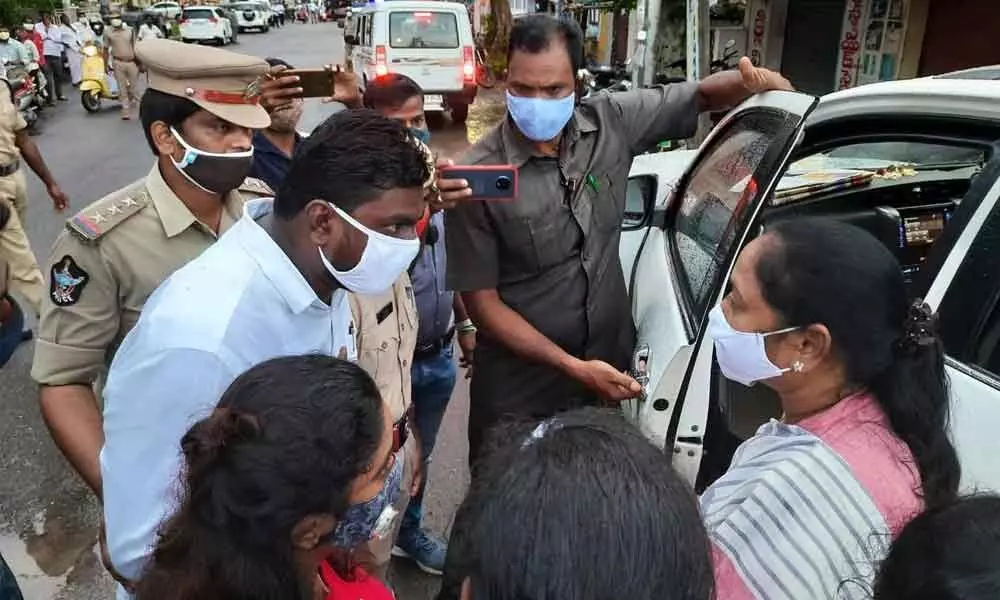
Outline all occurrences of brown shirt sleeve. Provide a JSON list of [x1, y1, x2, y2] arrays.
[[32, 232, 121, 386], [445, 199, 500, 293], [605, 81, 701, 155]]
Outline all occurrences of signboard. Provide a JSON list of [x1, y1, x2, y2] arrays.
[[747, 0, 768, 67], [835, 0, 909, 90], [835, 0, 865, 90], [686, 0, 700, 82]]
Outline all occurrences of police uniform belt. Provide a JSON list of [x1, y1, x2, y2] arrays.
[[414, 327, 454, 362], [0, 160, 19, 177]]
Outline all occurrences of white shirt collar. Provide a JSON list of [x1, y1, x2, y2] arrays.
[[234, 198, 343, 315]]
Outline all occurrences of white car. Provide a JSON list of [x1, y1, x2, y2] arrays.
[[231, 1, 271, 32], [148, 1, 182, 20], [621, 74, 1000, 495], [179, 6, 234, 45]]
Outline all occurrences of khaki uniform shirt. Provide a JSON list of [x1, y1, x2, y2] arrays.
[[445, 84, 700, 439], [103, 27, 135, 61], [350, 273, 418, 424], [0, 83, 25, 201], [31, 165, 273, 388]]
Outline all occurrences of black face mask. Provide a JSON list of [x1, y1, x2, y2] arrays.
[[170, 128, 255, 196], [91, 24, 104, 35]]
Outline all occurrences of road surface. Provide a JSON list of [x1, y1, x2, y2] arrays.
[[0, 21, 501, 600]]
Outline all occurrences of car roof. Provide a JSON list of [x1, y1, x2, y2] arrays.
[[809, 76, 1000, 127], [351, 0, 468, 13], [934, 65, 1000, 81]]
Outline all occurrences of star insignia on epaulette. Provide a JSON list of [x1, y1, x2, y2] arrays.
[[92, 212, 106, 223]]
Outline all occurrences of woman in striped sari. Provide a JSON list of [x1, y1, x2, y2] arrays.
[[702, 218, 960, 600]]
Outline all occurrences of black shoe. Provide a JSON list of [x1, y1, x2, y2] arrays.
[[58, 96, 68, 101], [20, 330, 33, 343]]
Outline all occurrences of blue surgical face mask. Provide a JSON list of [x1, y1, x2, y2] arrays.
[[409, 126, 430, 145], [325, 453, 403, 549], [505, 90, 575, 142]]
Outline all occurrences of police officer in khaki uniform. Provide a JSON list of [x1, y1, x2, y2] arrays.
[[349, 134, 435, 582], [103, 14, 141, 119], [0, 68, 69, 316], [350, 272, 419, 580], [32, 39, 295, 503]]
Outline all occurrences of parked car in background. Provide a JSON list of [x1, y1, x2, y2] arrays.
[[619, 75, 1000, 496], [229, 1, 271, 32], [179, 6, 234, 45], [148, 1, 183, 20], [345, 1, 477, 124]]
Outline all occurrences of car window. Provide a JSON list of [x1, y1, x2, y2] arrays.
[[790, 141, 985, 172], [669, 111, 789, 324], [936, 158, 1000, 381], [389, 11, 458, 49], [183, 8, 214, 19]]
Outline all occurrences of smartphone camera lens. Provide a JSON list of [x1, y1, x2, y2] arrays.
[[495, 176, 512, 192]]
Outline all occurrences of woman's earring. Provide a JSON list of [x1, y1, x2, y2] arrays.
[[792, 360, 805, 373]]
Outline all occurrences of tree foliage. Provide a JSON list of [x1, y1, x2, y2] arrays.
[[1, 0, 60, 29]]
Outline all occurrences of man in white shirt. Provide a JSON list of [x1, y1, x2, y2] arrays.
[[100, 109, 430, 594], [36, 13, 65, 102], [137, 15, 164, 42]]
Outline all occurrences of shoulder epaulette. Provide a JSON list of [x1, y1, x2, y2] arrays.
[[238, 177, 274, 198], [66, 185, 150, 243]]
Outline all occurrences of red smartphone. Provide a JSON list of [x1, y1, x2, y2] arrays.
[[284, 68, 336, 98], [439, 165, 518, 201]]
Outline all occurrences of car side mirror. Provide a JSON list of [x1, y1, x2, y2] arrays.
[[622, 175, 656, 231]]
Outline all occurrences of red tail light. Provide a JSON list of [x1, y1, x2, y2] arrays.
[[462, 45, 474, 82], [208, 16, 218, 23], [375, 45, 388, 76]]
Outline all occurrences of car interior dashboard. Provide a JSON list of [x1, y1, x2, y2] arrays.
[[762, 167, 977, 296]]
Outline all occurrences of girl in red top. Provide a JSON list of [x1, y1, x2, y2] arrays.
[[134, 355, 399, 600]]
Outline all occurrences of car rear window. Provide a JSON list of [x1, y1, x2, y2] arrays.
[[233, 3, 257, 9], [389, 11, 459, 49], [183, 8, 215, 19]]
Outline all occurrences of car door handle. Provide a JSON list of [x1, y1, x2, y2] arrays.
[[631, 344, 651, 390]]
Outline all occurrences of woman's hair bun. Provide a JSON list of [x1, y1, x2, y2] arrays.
[[181, 408, 261, 469]]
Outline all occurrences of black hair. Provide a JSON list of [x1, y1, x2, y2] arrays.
[[264, 56, 294, 70], [363, 73, 423, 112], [874, 495, 1000, 599], [507, 14, 584, 75], [757, 218, 960, 508], [134, 355, 384, 600], [463, 408, 714, 600], [138, 89, 201, 156], [275, 109, 429, 218]]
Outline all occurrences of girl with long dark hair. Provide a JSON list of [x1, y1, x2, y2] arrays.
[[701, 218, 960, 599], [133, 355, 399, 600]]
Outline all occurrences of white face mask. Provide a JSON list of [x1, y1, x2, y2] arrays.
[[707, 306, 798, 386], [319, 203, 419, 295]]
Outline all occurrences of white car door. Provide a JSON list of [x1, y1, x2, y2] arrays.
[[922, 155, 1000, 494], [626, 91, 818, 484]]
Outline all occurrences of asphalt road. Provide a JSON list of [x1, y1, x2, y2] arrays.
[[0, 22, 500, 600]]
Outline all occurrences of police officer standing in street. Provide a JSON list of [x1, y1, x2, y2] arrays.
[[1, 57, 69, 318], [363, 72, 476, 576], [33, 39, 298, 505], [103, 14, 141, 120]]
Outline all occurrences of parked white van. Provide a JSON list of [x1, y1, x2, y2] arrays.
[[345, 0, 477, 123]]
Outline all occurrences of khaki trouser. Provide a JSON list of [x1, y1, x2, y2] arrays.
[[0, 170, 42, 316], [113, 60, 141, 116], [366, 434, 415, 582]]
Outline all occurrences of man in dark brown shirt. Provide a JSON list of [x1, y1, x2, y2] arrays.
[[439, 15, 792, 464]]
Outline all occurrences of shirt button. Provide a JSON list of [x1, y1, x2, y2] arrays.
[[402, 359, 408, 366], [381, 341, 388, 349]]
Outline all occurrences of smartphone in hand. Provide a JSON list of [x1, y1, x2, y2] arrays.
[[284, 68, 336, 98], [439, 165, 518, 201]]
